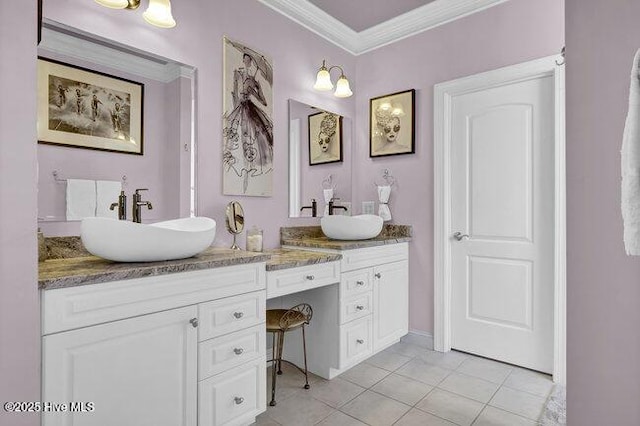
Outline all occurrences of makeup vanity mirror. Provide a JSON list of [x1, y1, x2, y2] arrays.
[[36, 21, 197, 235], [288, 99, 352, 218]]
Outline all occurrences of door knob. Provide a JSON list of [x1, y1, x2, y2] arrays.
[[374, 273, 382, 279], [453, 232, 470, 241], [189, 318, 198, 328]]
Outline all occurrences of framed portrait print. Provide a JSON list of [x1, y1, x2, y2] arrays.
[[370, 89, 415, 158], [37, 58, 144, 155], [308, 111, 343, 166]]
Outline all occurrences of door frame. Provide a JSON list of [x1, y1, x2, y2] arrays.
[[433, 56, 566, 384]]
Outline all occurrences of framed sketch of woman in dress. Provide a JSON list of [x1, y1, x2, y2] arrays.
[[222, 37, 274, 196], [369, 89, 415, 158], [308, 111, 342, 166]]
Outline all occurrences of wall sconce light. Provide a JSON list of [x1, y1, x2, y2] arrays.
[[95, 0, 176, 28], [313, 60, 353, 98]]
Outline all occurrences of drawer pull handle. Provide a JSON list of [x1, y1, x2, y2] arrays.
[[233, 312, 244, 319], [374, 273, 382, 279], [356, 280, 365, 286], [233, 348, 244, 355], [234, 396, 244, 405], [356, 339, 365, 344], [306, 275, 315, 280], [189, 318, 198, 328], [356, 305, 365, 311]]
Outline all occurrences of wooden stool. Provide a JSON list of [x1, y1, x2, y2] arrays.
[[266, 303, 313, 406]]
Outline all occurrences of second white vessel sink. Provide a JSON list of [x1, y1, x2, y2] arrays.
[[321, 214, 384, 240], [81, 217, 217, 262]]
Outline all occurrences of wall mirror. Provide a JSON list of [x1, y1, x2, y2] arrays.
[[288, 99, 352, 218], [37, 21, 197, 235]]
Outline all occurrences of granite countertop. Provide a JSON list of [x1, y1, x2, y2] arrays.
[[280, 224, 412, 250], [265, 248, 342, 271], [39, 247, 271, 290]]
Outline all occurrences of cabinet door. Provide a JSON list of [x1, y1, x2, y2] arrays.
[[373, 261, 409, 351], [43, 306, 198, 426]]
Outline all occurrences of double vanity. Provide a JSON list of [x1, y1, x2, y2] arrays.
[[38, 225, 411, 426]]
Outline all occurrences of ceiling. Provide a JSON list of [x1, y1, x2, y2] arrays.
[[307, 0, 437, 32], [258, 0, 511, 55]]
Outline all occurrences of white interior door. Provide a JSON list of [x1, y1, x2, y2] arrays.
[[450, 75, 555, 373]]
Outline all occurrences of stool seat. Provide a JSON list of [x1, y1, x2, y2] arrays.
[[266, 309, 307, 332]]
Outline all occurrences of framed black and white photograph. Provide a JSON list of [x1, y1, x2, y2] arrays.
[[308, 111, 342, 166], [37, 58, 144, 155], [222, 36, 274, 197], [370, 89, 415, 158]]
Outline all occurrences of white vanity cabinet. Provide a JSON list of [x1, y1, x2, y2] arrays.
[[338, 243, 409, 368], [41, 263, 267, 426], [276, 242, 409, 377], [43, 306, 199, 426]]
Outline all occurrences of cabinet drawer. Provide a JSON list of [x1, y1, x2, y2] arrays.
[[199, 292, 266, 341], [340, 269, 372, 299], [341, 243, 408, 272], [339, 316, 373, 369], [199, 324, 266, 380], [199, 357, 266, 426], [267, 262, 340, 299], [340, 292, 373, 325], [42, 263, 266, 335]]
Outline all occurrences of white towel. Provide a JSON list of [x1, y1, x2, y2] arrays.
[[622, 49, 640, 255], [96, 181, 122, 218], [66, 179, 96, 221], [377, 185, 392, 221], [323, 188, 334, 217]]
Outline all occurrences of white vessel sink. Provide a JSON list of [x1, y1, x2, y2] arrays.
[[81, 217, 216, 262], [321, 214, 384, 240]]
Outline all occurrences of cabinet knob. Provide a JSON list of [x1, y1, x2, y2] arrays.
[[356, 339, 364, 344], [189, 318, 198, 328], [305, 275, 315, 280], [374, 273, 382, 279], [356, 305, 365, 311], [356, 280, 365, 286], [234, 396, 244, 405], [233, 312, 244, 319], [233, 348, 244, 355]]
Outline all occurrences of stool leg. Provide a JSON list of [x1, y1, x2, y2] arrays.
[[277, 330, 285, 375], [269, 331, 277, 407], [302, 324, 310, 389]]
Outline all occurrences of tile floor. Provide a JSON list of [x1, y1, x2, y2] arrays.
[[254, 339, 555, 426]]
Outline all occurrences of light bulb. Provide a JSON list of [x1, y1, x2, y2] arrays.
[[143, 0, 177, 28], [334, 75, 353, 98], [314, 67, 333, 91], [95, 0, 129, 9]]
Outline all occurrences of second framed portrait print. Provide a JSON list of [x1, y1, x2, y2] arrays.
[[309, 111, 343, 166], [370, 89, 415, 158]]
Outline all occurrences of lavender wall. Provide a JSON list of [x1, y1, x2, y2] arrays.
[[566, 1, 640, 424], [37, 51, 186, 235], [43, 0, 356, 249], [0, 1, 40, 425], [353, 0, 564, 333]]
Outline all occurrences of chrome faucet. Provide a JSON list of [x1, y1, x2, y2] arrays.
[[300, 199, 317, 217], [109, 190, 127, 220], [328, 198, 348, 215], [132, 188, 153, 223]]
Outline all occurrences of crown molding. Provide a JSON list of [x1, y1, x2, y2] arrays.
[[39, 27, 189, 83], [258, 0, 511, 55], [258, 0, 360, 54]]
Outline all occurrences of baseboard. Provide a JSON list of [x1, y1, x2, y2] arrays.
[[401, 330, 434, 350]]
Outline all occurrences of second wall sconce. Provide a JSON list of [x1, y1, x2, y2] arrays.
[[313, 60, 353, 98], [95, 0, 177, 29]]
